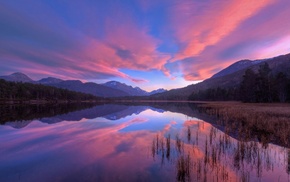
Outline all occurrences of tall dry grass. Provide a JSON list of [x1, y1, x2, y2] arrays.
[[197, 102, 290, 147]]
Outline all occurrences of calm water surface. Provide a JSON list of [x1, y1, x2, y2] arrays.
[[0, 103, 289, 182]]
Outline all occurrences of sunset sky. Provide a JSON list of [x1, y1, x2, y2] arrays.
[[1, 0, 290, 91]]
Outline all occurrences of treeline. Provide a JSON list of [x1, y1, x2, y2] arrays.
[[188, 87, 239, 101], [189, 63, 290, 103], [0, 79, 101, 102]]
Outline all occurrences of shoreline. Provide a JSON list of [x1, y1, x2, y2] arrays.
[[0, 99, 109, 105], [1, 99, 290, 106]]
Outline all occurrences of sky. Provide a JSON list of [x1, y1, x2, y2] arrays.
[[0, 0, 290, 91]]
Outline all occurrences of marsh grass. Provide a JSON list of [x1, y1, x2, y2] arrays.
[[187, 126, 191, 142], [176, 134, 183, 154], [176, 153, 191, 182], [152, 137, 156, 159], [197, 102, 290, 147], [195, 130, 199, 146], [166, 134, 171, 160]]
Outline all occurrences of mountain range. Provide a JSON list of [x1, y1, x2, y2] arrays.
[[1, 53, 289, 100], [0, 73, 166, 98], [102, 81, 166, 96]]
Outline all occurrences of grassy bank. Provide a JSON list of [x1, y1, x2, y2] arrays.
[[196, 102, 290, 147]]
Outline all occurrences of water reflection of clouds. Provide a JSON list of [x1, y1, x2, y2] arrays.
[[1, 117, 161, 181], [0, 104, 289, 181], [120, 110, 186, 133], [163, 121, 177, 132], [0, 107, 177, 182]]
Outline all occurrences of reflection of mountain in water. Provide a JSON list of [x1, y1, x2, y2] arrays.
[[103, 106, 164, 120], [1, 102, 208, 130], [40, 105, 162, 124], [5, 120, 34, 129], [1, 103, 165, 129]]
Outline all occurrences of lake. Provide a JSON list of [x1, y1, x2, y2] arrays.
[[0, 103, 289, 182]]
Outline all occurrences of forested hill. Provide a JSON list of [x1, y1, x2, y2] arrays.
[[151, 53, 290, 101], [188, 63, 290, 103], [0, 79, 101, 102]]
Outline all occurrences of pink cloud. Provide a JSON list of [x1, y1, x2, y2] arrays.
[[167, 0, 290, 81], [104, 21, 170, 71], [171, 0, 274, 61], [1, 21, 167, 83], [0, 1, 172, 83], [63, 15, 171, 82], [130, 78, 148, 83]]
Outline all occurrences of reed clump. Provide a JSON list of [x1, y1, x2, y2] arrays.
[[176, 154, 191, 182]]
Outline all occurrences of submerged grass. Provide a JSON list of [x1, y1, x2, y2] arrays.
[[151, 127, 290, 182]]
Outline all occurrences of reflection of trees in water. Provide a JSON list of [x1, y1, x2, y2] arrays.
[[151, 124, 289, 182], [0, 103, 97, 125]]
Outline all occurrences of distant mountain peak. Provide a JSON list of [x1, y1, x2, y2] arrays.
[[41, 79, 129, 98], [102, 80, 167, 96], [0, 72, 34, 82], [211, 58, 267, 79], [149, 88, 167, 95], [11, 72, 27, 76], [106, 80, 131, 87], [134, 87, 142, 90], [102, 81, 148, 96], [236, 60, 251, 64], [38, 77, 64, 84], [106, 81, 118, 85]]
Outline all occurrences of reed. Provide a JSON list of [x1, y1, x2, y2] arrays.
[[187, 126, 191, 142], [176, 153, 191, 182], [176, 134, 183, 153], [166, 134, 171, 160]]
